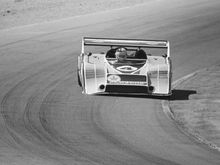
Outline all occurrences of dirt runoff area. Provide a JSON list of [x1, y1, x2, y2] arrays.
[[0, 0, 148, 29], [169, 65, 220, 150]]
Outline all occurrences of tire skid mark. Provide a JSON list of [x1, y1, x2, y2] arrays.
[[38, 83, 177, 165], [38, 78, 100, 165], [38, 87, 124, 164], [90, 101, 181, 165], [0, 58, 79, 161], [21, 78, 93, 165]]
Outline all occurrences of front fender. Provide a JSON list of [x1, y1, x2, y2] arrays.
[[148, 64, 171, 95], [83, 60, 107, 94]]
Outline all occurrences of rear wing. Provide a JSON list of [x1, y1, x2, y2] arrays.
[[81, 37, 170, 57]]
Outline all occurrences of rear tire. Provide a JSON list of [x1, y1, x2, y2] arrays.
[[77, 72, 82, 87]]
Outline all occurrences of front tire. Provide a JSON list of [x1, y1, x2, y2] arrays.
[[77, 72, 82, 87]]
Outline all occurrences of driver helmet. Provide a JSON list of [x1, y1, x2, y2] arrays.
[[115, 47, 127, 61]]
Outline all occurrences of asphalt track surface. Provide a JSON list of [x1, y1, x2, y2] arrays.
[[0, 0, 220, 164]]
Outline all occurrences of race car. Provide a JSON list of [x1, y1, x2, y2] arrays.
[[77, 37, 172, 96]]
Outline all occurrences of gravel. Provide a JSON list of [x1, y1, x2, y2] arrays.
[[169, 65, 220, 150], [0, 0, 148, 29]]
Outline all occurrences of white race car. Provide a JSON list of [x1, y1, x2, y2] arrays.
[[77, 37, 172, 96]]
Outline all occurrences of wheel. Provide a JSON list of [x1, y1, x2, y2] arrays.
[[77, 72, 82, 87]]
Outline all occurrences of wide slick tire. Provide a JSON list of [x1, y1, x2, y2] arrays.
[[77, 71, 82, 87]]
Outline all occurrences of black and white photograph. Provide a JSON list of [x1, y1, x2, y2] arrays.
[[0, 0, 220, 164]]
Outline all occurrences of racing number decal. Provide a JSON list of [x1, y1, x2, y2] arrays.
[[116, 66, 138, 72]]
